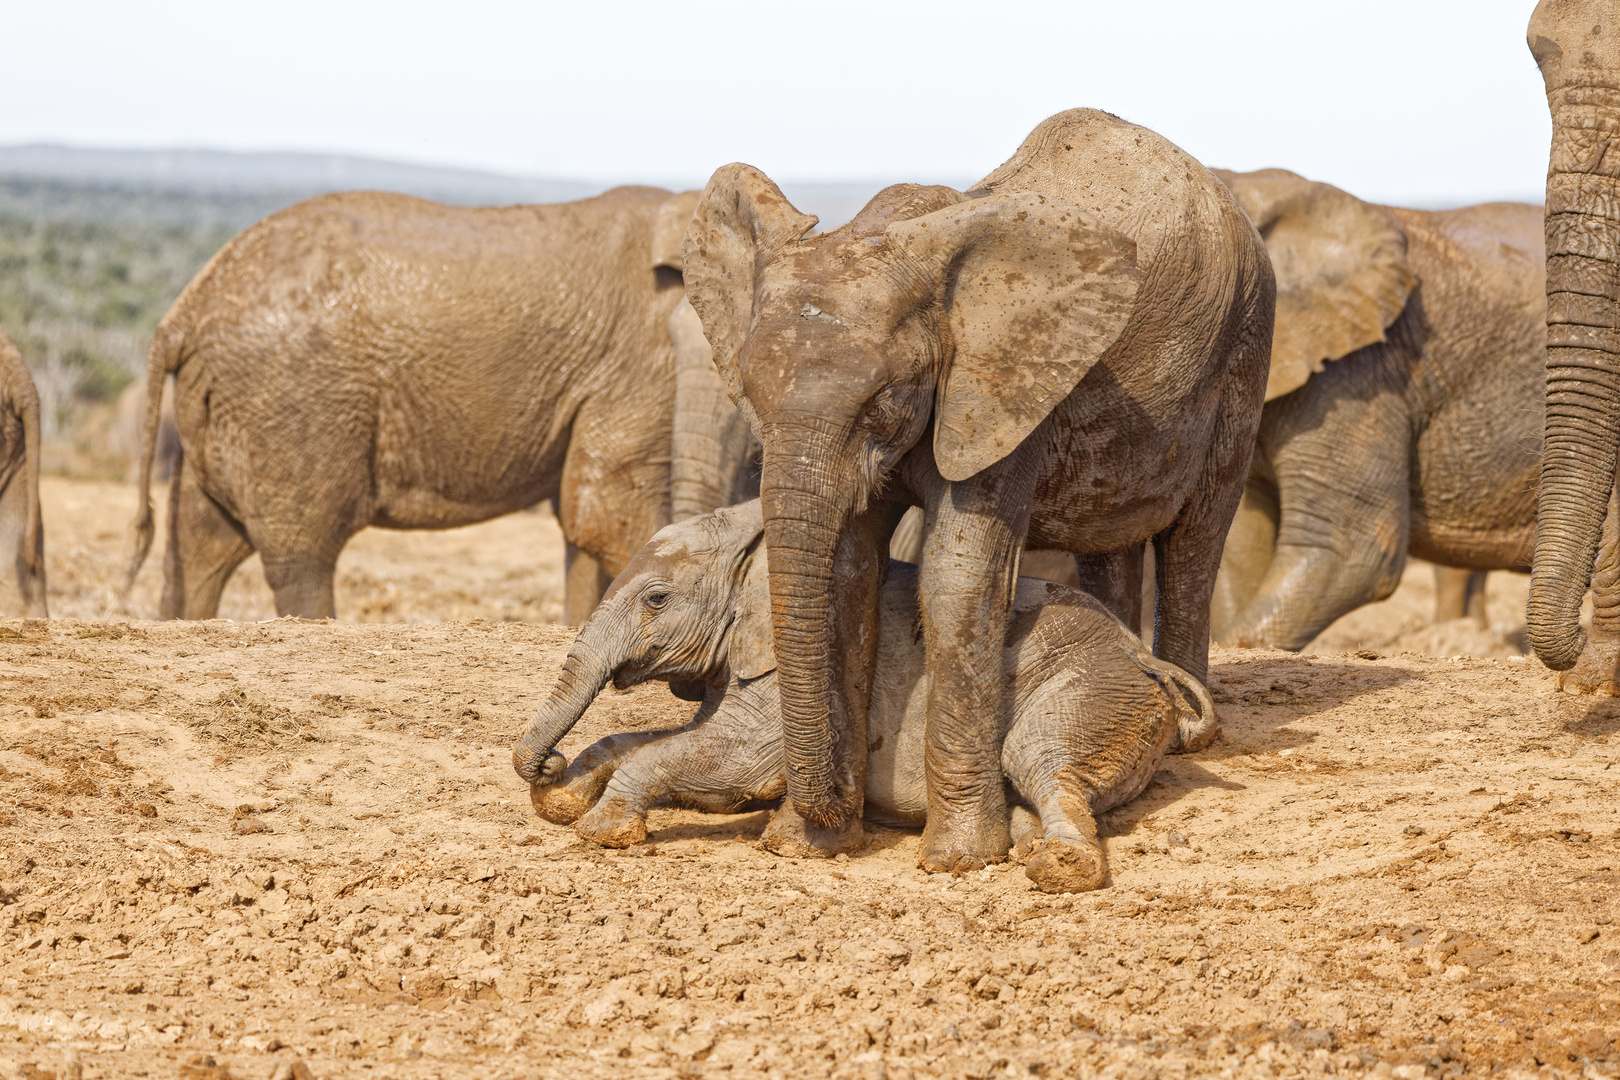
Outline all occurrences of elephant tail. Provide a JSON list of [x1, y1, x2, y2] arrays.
[[1140, 651, 1219, 754], [122, 319, 186, 599]]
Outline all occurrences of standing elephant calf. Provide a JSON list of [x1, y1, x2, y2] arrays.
[[0, 331, 46, 617], [511, 501, 1214, 893], [125, 186, 700, 624], [1209, 171, 1550, 651]]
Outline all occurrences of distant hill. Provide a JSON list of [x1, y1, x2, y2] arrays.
[[0, 144, 966, 229]]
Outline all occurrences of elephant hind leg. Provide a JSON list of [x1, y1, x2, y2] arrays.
[[1014, 769, 1106, 894], [563, 543, 612, 626], [1433, 565, 1489, 627], [162, 450, 253, 620], [1000, 703, 1108, 893]]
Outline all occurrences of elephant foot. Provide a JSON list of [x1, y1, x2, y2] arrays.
[[575, 797, 648, 848], [513, 746, 565, 786], [1558, 634, 1620, 695], [530, 772, 603, 826], [761, 802, 865, 859], [1010, 807, 1044, 862], [1023, 837, 1107, 894], [919, 806, 1010, 874]]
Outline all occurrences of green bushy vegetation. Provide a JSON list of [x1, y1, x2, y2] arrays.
[[0, 179, 281, 474]]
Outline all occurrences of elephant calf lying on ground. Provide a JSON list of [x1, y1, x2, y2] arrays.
[[511, 501, 1215, 893]]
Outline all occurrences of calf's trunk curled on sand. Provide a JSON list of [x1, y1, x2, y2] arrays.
[[511, 610, 627, 783]]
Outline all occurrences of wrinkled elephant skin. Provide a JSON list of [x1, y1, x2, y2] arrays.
[[124, 186, 703, 625], [0, 330, 46, 617], [512, 502, 1217, 893], [681, 109, 1273, 870]]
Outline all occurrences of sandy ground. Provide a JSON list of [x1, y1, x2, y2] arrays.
[[6, 478, 1614, 1079]]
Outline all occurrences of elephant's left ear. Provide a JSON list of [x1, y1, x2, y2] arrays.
[[650, 191, 701, 272], [886, 192, 1139, 483], [1215, 171, 1416, 401]]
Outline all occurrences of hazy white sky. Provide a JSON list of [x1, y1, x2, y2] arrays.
[[6, 0, 1549, 205]]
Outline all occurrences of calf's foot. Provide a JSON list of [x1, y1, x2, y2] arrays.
[[575, 797, 648, 848], [1024, 837, 1107, 893], [762, 802, 865, 859]]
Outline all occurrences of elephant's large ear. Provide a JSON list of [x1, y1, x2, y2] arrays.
[[721, 500, 776, 680], [1215, 170, 1416, 401], [886, 192, 1139, 483], [650, 191, 700, 272], [682, 165, 819, 403]]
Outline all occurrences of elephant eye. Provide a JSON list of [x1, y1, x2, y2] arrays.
[[645, 589, 672, 610]]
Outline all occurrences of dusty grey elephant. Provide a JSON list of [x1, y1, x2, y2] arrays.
[[680, 108, 1273, 870], [124, 186, 701, 625], [511, 501, 1214, 892], [0, 331, 46, 617], [1207, 171, 1547, 650], [1526, 1, 1620, 691]]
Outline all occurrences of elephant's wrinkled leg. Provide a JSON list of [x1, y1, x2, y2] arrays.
[[261, 550, 340, 620], [1433, 566, 1489, 628], [914, 442, 1039, 874], [1075, 546, 1144, 633], [530, 729, 678, 826], [563, 543, 611, 626], [580, 682, 786, 849], [0, 469, 45, 617], [162, 452, 253, 620], [1560, 486, 1620, 694], [1221, 371, 1411, 652], [1210, 475, 1279, 644]]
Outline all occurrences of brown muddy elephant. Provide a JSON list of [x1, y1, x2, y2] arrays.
[[679, 109, 1274, 870], [0, 330, 46, 617], [1526, 1, 1620, 691], [125, 186, 701, 625], [512, 501, 1215, 893], [1208, 171, 1547, 650]]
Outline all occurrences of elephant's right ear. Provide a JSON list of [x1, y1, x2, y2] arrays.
[[720, 500, 776, 681], [682, 165, 819, 404], [1215, 170, 1416, 401], [650, 191, 700, 272]]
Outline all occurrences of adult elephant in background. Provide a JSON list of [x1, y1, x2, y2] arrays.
[[0, 330, 46, 617], [1208, 171, 1548, 650], [1526, 1, 1620, 691], [126, 186, 700, 625], [680, 109, 1274, 869]]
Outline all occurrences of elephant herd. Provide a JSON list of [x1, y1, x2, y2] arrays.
[[4, 1, 1620, 885]]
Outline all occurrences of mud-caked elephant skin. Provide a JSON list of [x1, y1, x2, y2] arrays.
[[1208, 170, 1549, 652], [124, 186, 702, 625], [678, 108, 1272, 872], [511, 502, 1215, 893], [0, 330, 46, 617], [1524, 1, 1620, 691]]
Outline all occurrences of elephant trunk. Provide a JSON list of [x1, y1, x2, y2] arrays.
[[511, 611, 625, 782], [671, 361, 753, 521], [760, 458, 862, 827], [1528, 95, 1620, 671]]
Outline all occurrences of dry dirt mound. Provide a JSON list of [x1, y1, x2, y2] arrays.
[[3, 620, 1620, 1078]]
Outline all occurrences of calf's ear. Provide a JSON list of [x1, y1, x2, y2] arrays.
[[720, 500, 776, 680], [886, 191, 1139, 483]]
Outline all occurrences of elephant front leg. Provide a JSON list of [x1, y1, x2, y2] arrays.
[[915, 447, 1038, 873], [530, 729, 677, 826], [1560, 485, 1620, 694]]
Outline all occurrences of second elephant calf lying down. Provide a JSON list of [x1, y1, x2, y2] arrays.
[[511, 501, 1215, 892]]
